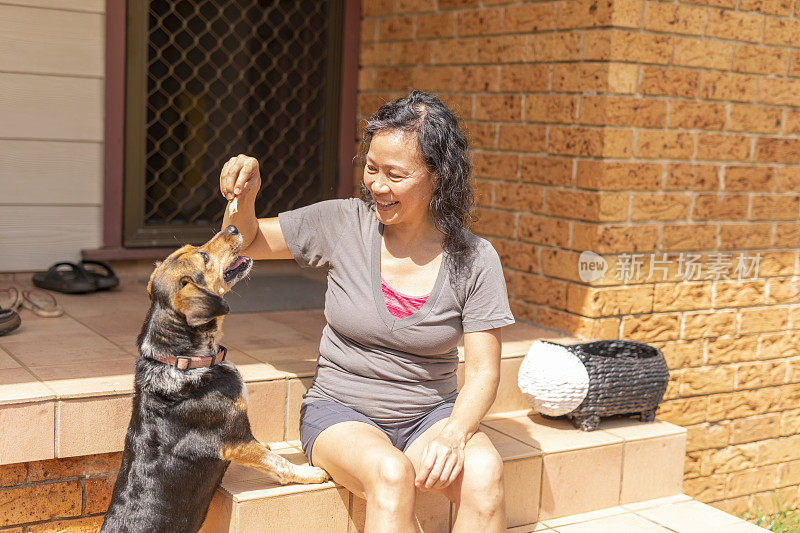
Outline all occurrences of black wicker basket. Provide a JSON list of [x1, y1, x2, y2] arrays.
[[555, 340, 669, 431]]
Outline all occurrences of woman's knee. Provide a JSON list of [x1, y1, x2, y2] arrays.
[[459, 446, 505, 515], [368, 452, 416, 492]]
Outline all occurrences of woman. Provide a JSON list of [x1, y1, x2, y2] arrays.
[[219, 91, 514, 532]]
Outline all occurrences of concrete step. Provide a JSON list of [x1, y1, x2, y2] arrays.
[[201, 413, 688, 532]]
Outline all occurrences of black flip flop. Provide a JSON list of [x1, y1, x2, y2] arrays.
[[32, 262, 96, 294], [79, 260, 119, 291], [0, 308, 20, 336]]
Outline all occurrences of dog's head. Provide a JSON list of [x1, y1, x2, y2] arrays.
[[146, 225, 253, 326]]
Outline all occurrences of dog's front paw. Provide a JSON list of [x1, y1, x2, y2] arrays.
[[294, 465, 330, 484]]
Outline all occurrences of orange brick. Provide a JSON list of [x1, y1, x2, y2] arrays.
[[725, 166, 775, 191], [528, 32, 582, 61], [684, 475, 727, 501], [26, 453, 122, 483], [567, 284, 654, 317], [664, 164, 720, 191], [439, 0, 479, 8], [28, 516, 105, 533], [740, 0, 793, 15], [416, 12, 456, 39], [751, 194, 800, 220], [548, 127, 604, 157], [653, 282, 712, 311], [504, 2, 557, 33], [706, 8, 763, 43], [661, 224, 717, 251], [497, 124, 546, 152], [636, 131, 694, 159], [680, 365, 736, 394], [378, 16, 415, 40], [578, 161, 661, 191], [623, 312, 681, 341], [737, 361, 788, 389], [473, 208, 515, 238], [475, 94, 521, 122], [715, 279, 767, 308], [757, 434, 800, 464], [775, 222, 800, 246], [572, 223, 659, 253], [525, 94, 577, 123], [541, 248, 582, 281], [520, 156, 572, 186], [579, 96, 666, 128], [707, 388, 781, 421], [631, 193, 691, 221], [360, 42, 396, 66], [85, 475, 116, 514], [770, 277, 800, 304], [707, 335, 759, 363], [603, 129, 634, 158], [756, 137, 800, 164], [473, 152, 518, 180], [785, 108, 800, 135], [758, 78, 800, 106], [673, 38, 733, 70], [684, 311, 738, 339], [689, 0, 736, 6], [640, 66, 699, 98], [500, 64, 549, 92], [474, 179, 492, 207], [464, 121, 497, 150], [457, 8, 503, 36], [518, 214, 569, 247], [658, 397, 708, 426], [644, 2, 706, 34], [584, 30, 672, 64], [657, 339, 705, 369], [740, 307, 789, 334], [557, 0, 613, 28], [494, 183, 544, 212], [613, 0, 645, 27], [728, 466, 780, 497], [669, 101, 726, 130], [553, 62, 637, 93], [719, 223, 772, 249], [729, 104, 782, 134], [453, 66, 499, 92], [764, 17, 800, 46], [733, 45, 789, 75], [362, 0, 393, 17], [546, 190, 629, 222], [494, 239, 539, 273], [0, 464, 25, 488], [0, 480, 81, 527], [700, 72, 757, 102], [431, 38, 478, 65], [514, 273, 566, 307], [692, 194, 747, 220], [409, 66, 452, 91], [759, 251, 797, 276], [696, 133, 751, 161]]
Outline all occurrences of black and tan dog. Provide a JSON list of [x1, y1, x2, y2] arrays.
[[101, 225, 329, 533]]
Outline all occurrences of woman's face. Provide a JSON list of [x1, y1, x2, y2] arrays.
[[364, 129, 435, 229]]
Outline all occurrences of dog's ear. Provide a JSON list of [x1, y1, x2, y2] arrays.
[[173, 278, 229, 326], [146, 260, 163, 296]]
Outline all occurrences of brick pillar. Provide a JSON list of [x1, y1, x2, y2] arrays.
[[360, 0, 800, 516]]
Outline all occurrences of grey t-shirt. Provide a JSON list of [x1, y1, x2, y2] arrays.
[[278, 198, 515, 422]]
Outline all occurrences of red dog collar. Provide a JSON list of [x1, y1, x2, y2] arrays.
[[151, 346, 227, 370]]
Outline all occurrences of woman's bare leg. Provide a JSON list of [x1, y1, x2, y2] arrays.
[[311, 421, 418, 533]]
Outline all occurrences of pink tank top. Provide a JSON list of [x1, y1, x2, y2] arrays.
[[380, 275, 429, 319]]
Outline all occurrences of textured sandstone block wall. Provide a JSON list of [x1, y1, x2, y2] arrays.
[[359, 0, 800, 516]]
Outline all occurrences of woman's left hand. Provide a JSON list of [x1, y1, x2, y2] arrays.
[[414, 430, 469, 490]]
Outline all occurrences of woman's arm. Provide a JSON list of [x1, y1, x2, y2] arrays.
[[415, 327, 502, 490], [219, 155, 293, 260]]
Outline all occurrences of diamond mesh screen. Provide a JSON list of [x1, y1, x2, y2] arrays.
[[141, 0, 337, 229]]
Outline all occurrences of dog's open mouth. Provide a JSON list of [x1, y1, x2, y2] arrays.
[[224, 255, 253, 285]]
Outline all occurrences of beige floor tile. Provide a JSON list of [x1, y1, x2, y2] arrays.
[[286, 377, 313, 441], [481, 424, 541, 461], [57, 394, 132, 457], [483, 413, 623, 454], [602, 416, 687, 441], [221, 313, 315, 351], [505, 457, 543, 527], [247, 352, 319, 378], [552, 512, 674, 532], [198, 490, 233, 533], [506, 524, 550, 532], [0, 324, 131, 368], [262, 309, 328, 340], [0, 400, 55, 463], [635, 499, 745, 532], [0, 346, 20, 369], [0, 367, 55, 405], [619, 434, 686, 504], [539, 444, 623, 520], [29, 358, 135, 398], [543, 506, 627, 528], [227, 347, 288, 383], [621, 493, 692, 511], [487, 357, 534, 415], [245, 379, 287, 444], [236, 486, 351, 533]]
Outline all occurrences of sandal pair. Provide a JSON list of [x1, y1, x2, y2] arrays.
[[32, 261, 119, 294], [0, 286, 62, 318]]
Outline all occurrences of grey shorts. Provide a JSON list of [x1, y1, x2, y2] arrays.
[[299, 400, 455, 466]]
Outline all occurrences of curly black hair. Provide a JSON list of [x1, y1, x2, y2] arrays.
[[359, 90, 476, 270]]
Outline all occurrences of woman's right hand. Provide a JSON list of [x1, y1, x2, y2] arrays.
[[220, 154, 261, 201]]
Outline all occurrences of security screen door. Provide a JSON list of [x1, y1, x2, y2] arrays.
[[124, 0, 343, 246]]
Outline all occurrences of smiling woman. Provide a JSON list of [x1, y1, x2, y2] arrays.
[[218, 90, 514, 533]]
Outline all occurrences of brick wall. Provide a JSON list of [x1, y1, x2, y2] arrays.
[[0, 453, 118, 531], [359, 0, 800, 516]]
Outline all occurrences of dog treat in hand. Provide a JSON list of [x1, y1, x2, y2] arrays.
[[228, 196, 239, 214]]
